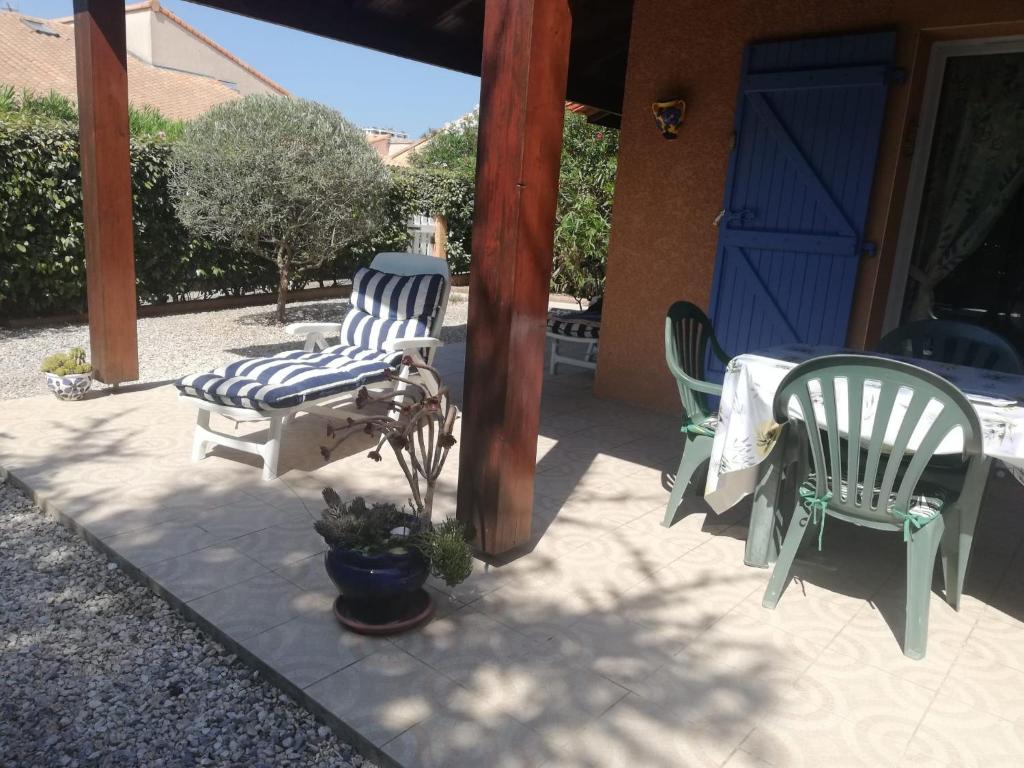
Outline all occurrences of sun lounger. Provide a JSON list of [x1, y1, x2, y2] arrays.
[[547, 297, 602, 374], [176, 252, 450, 480]]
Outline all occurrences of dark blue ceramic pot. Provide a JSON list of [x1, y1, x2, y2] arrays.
[[324, 544, 430, 625]]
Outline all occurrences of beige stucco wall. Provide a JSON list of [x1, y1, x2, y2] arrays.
[[121, 8, 278, 96], [594, 0, 1024, 412], [149, 12, 274, 95], [123, 8, 153, 64]]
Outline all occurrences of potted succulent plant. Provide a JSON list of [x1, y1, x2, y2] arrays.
[[41, 347, 93, 401], [315, 358, 473, 634]]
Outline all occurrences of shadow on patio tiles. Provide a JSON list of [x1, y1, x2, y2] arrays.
[[0, 394, 781, 766], [4, 346, 1024, 767], [352, 588, 790, 767]]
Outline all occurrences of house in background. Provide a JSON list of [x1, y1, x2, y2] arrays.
[[375, 133, 431, 167], [57, 0, 287, 99], [0, 0, 286, 120], [372, 108, 480, 167], [363, 126, 422, 165], [0, 9, 238, 119]]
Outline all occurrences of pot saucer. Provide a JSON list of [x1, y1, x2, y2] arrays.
[[333, 588, 434, 635]]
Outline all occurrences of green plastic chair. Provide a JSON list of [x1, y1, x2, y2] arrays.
[[662, 301, 730, 528], [762, 355, 987, 660], [876, 319, 1024, 374]]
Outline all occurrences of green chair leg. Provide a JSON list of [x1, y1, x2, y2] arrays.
[[662, 433, 713, 528], [745, 438, 785, 568], [949, 457, 990, 604], [904, 516, 945, 660], [762, 504, 812, 609], [939, 506, 963, 611], [748, 427, 806, 567]]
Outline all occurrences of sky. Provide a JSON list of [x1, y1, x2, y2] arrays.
[[9, 0, 481, 137]]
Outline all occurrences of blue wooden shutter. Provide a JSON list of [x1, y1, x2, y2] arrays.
[[706, 31, 897, 377]]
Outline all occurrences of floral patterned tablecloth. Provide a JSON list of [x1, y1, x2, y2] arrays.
[[704, 344, 1024, 514]]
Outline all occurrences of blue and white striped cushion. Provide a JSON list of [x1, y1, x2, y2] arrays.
[[339, 309, 431, 351], [547, 308, 601, 339], [269, 344, 399, 364], [351, 267, 445, 321], [178, 266, 446, 411], [175, 345, 400, 411]]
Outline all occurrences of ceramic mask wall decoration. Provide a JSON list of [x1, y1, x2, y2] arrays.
[[652, 99, 686, 139]]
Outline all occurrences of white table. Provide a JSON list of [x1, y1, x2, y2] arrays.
[[704, 344, 1024, 567]]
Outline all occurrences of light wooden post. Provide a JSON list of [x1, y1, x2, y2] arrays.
[[456, 0, 571, 556], [74, 0, 139, 384], [432, 215, 448, 260]]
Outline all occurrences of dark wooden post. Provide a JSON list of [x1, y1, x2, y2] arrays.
[[74, 0, 138, 385], [456, 0, 571, 556]]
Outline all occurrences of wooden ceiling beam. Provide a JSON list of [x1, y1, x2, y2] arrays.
[[189, 0, 482, 76], [187, 0, 631, 114]]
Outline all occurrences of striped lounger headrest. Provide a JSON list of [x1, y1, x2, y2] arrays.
[[340, 267, 447, 350]]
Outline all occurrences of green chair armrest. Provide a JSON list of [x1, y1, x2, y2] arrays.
[[666, 356, 724, 397]]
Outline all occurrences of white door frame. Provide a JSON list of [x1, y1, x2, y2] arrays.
[[882, 35, 1024, 332]]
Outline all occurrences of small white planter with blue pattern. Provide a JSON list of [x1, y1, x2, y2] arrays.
[[45, 372, 93, 401]]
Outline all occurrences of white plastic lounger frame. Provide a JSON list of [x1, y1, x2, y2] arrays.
[[182, 252, 451, 481], [547, 333, 598, 374]]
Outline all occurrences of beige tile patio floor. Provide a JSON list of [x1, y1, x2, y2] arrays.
[[3, 342, 1024, 767]]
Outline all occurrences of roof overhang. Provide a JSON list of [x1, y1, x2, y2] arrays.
[[184, 0, 633, 121]]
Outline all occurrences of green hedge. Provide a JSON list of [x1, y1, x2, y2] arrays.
[[0, 122, 87, 315], [0, 120, 277, 317], [0, 120, 475, 319]]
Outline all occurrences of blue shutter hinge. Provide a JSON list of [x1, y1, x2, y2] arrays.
[[887, 67, 906, 84]]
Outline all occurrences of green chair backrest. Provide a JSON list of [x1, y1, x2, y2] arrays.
[[665, 301, 730, 423], [876, 319, 1024, 374], [772, 355, 983, 526]]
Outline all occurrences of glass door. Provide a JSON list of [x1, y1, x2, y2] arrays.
[[884, 39, 1024, 341]]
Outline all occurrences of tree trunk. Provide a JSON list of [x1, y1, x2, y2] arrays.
[[276, 249, 289, 323]]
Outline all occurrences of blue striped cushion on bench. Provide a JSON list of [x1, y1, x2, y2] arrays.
[[176, 345, 399, 411], [547, 308, 601, 339]]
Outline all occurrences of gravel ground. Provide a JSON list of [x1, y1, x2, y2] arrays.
[[0, 293, 469, 401], [0, 480, 375, 768]]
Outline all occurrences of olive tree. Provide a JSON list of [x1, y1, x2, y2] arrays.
[[170, 95, 390, 322]]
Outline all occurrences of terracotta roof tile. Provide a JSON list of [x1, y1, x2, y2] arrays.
[[0, 10, 242, 120]]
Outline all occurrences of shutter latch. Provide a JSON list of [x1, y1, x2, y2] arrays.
[[714, 208, 755, 227]]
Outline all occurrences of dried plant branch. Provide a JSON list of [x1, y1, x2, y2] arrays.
[[320, 360, 458, 522]]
